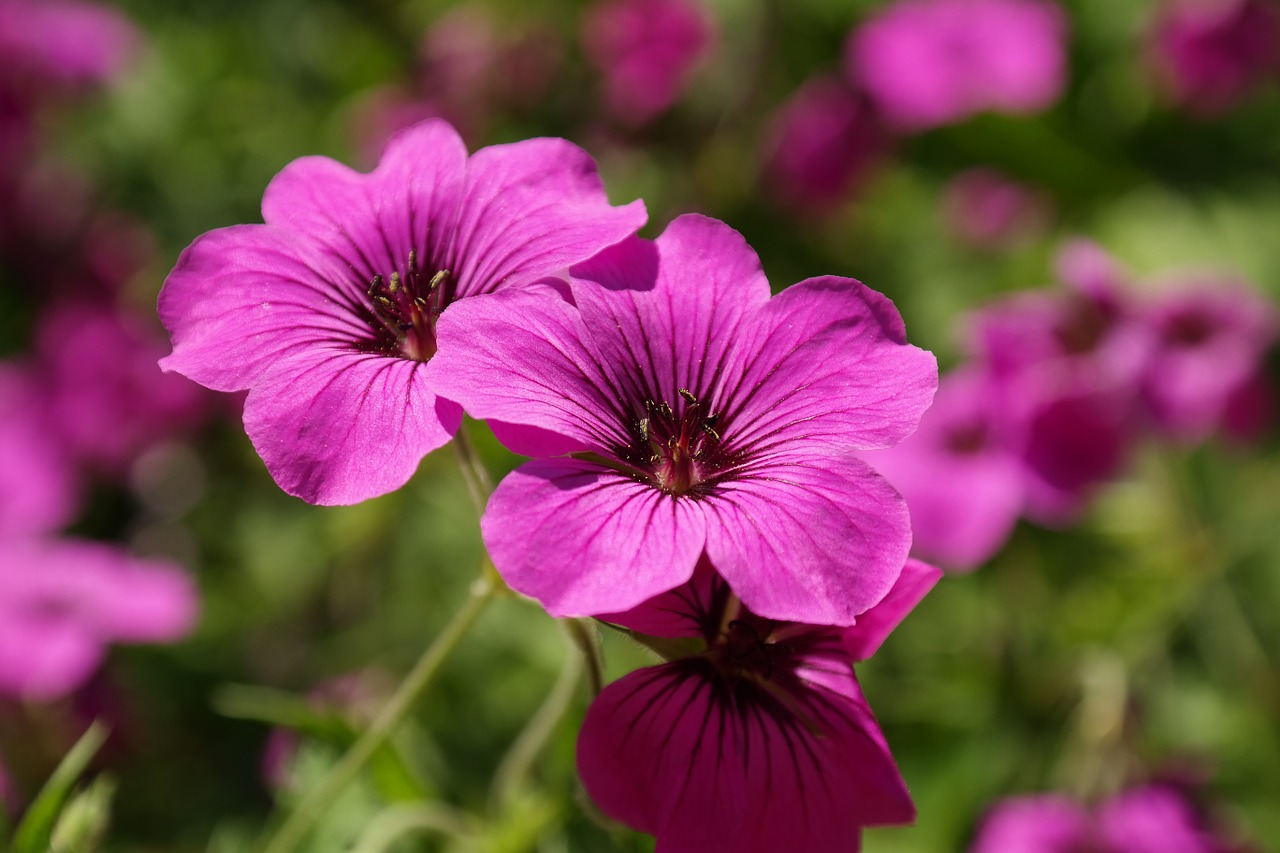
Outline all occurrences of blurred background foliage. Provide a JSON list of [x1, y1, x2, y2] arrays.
[[4, 0, 1280, 850]]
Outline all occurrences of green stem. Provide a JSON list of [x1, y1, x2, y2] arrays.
[[452, 425, 494, 518], [565, 618, 605, 698], [259, 578, 497, 853], [488, 623, 584, 811]]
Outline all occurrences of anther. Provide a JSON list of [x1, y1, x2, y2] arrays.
[[678, 388, 698, 405]]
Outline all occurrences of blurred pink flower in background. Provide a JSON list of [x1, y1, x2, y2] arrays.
[[943, 167, 1050, 249], [1139, 276, 1279, 442], [970, 785, 1241, 852], [578, 557, 940, 852], [0, 538, 197, 701], [861, 369, 1025, 571], [0, 363, 78, 538], [35, 301, 210, 476], [847, 0, 1068, 131], [965, 249, 1147, 523], [1151, 0, 1280, 115], [0, 0, 139, 89], [761, 75, 891, 214], [582, 0, 714, 126]]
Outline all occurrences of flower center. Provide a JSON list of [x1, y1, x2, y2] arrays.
[[632, 388, 721, 494], [365, 250, 452, 361], [708, 617, 791, 682]]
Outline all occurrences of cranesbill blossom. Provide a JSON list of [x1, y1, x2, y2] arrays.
[[37, 301, 210, 474], [159, 119, 645, 504], [942, 167, 1049, 250], [1151, 0, 1280, 115], [577, 557, 941, 852], [1138, 276, 1278, 443], [0, 363, 77, 537], [860, 369, 1024, 571], [965, 243, 1147, 523], [847, 0, 1067, 131], [582, 0, 714, 126], [970, 785, 1239, 853], [0, 0, 138, 88], [428, 214, 937, 624], [0, 538, 197, 701], [761, 75, 890, 214]]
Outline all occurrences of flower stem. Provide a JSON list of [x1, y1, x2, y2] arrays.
[[452, 424, 494, 517], [259, 578, 497, 853], [488, 623, 584, 811]]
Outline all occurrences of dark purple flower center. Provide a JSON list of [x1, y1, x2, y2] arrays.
[[944, 420, 988, 455], [365, 250, 453, 361], [1054, 295, 1113, 355], [1162, 311, 1215, 348], [624, 388, 724, 495], [709, 616, 793, 681]]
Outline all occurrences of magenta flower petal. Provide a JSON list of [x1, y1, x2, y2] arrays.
[[160, 118, 644, 504], [243, 350, 458, 506], [841, 558, 941, 661], [481, 458, 708, 616], [969, 795, 1091, 853], [425, 288, 629, 451], [0, 0, 140, 86], [436, 213, 934, 625], [0, 539, 197, 701], [862, 368, 1026, 570], [702, 453, 913, 625], [728, 276, 937, 452], [0, 362, 78, 537], [577, 564, 926, 852]]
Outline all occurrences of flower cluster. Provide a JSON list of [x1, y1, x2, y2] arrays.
[[0, 0, 199, 784], [863, 241, 1278, 570], [971, 783, 1246, 852], [158, 117, 942, 847]]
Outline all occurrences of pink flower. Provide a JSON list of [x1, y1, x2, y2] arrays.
[[1151, 0, 1280, 115], [1138, 275, 1279, 443], [971, 785, 1239, 853], [942, 167, 1050, 250], [965, 243, 1148, 522], [761, 75, 891, 214], [0, 538, 197, 701], [861, 369, 1025, 570], [582, 0, 714, 126], [36, 301, 210, 475], [0, 0, 139, 88], [159, 119, 645, 505], [0, 362, 78, 537], [577, 557, 940, 852], [847, 0, 1068, 131], [428, 214, 937, 625]]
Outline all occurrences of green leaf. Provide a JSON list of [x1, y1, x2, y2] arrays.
[[11, 721, 110, 853]]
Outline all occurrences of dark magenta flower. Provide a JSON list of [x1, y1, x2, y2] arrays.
[[577, 557, 940, 852], [0, 538, 197, 701], [965, 243, 1148, 523], [1150, 0, 1280, 115], [1138, 275, 1278, 443], [37, 301, 210, 475], [760, 75, 891, 214], [159, 119, 645, 505], [860, 368, 1024, 571], [428, 214, 937, 624], [971, 785, 1241, 853], [0, 363, 78, 537], [582, 0, 714, 126], [846, 0, 1067, 131]]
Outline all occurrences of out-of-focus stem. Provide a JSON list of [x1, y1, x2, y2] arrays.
[[565, 618, 604, 698], [489, 624, 584, 811], [453, 425, 494, 518], [349, 803, 474, 853], [259, 577, 497, 853]]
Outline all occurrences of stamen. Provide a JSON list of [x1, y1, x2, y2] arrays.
[[364, 255, 453, 361]]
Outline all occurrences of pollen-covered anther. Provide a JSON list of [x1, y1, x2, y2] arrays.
[[366, 250, 452, 361], [634, 388, 722, 494]]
